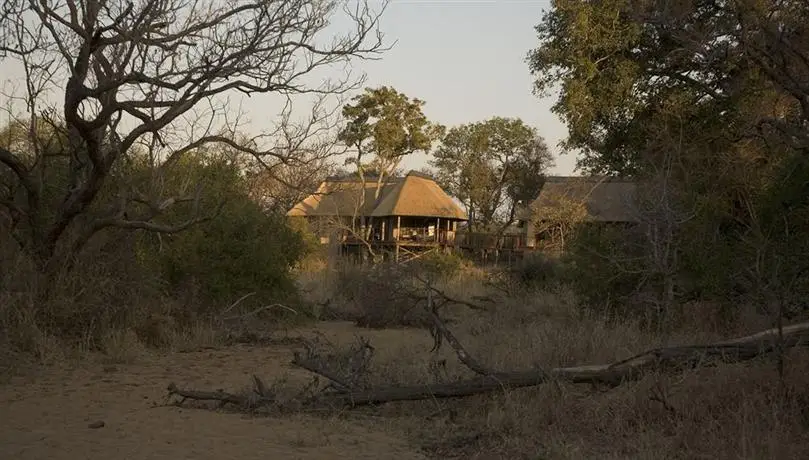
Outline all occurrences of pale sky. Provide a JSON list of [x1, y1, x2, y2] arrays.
[[226, 0, 576, 175], [343, 0, 575, 175], [0, 0, 576, 175]]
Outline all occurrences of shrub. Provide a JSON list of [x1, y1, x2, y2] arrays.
[[329, 262, 431, 329], [415, 250, 467, 283], [509, 251, 564, 289], [562, 223, 646, 317], [136, 155, 308, 319], [0, 228, 168, 353]]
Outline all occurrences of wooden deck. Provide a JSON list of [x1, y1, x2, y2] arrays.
[[340, 232, 530, 249], [337, 231, 534, 263]]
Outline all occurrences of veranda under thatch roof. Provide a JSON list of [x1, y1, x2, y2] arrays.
[[520, 176, 638, 223], [286, 170, 468, 221]]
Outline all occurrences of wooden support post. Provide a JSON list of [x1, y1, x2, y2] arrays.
[[436, 217, 441, 243]]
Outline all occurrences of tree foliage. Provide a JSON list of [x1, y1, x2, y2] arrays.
[[431, 117, 553, 230], [338, 86, 443, 198], [530, 191, 588, 251], [528, 0, 809, 318], [528, 0, 808, 175], [137, 153, 307, 313]]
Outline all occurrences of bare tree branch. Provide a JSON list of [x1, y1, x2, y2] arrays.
[[0, 0, 390, 271]]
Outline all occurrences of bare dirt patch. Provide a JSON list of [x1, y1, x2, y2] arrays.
[[0, 323, 428, 460], [4, 307, 809, 460]]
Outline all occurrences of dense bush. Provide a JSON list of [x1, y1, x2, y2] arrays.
[[135, 154, 309, 318], [1, 147, 311, 354], [559, 224, 646, 316], [558, 154, 809, 324], [415, 250, 467, 282]]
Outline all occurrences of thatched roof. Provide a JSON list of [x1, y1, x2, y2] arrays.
[[521, 176, 638, 223], [286, 170, 468, 221], [370, 171, 468, 219]]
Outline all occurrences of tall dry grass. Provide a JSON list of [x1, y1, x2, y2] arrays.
[[0, 233, 228, 375], [296, 261, 809, 459]]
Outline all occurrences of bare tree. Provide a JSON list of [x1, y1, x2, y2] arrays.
[[529, 182, 589, 252], [0, 0, 387, 274], [630, 135, 696, 329], [243, 95, 347, 213]]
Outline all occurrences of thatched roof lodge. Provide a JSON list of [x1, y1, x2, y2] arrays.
[[517, 176, 638, 248], [286, 174, 394, 219], [287, 170, 468, 247], [523, 176, 638, 223]]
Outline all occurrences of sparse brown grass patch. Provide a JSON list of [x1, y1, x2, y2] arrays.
[[5, 254, 809, 459], [289, 262, 809, 459]]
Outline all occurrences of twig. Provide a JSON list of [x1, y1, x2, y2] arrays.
[[649, 381, 677, 415], [414, 274, 488, 311], [221, 292, 257, 316], [223, 303, 298, 322], [427, 310, 493, 376]]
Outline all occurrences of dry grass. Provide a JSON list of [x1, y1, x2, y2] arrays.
[[4, 253, 809, 459], [293, 264, 809, 459], [0, 233, 288, 373]]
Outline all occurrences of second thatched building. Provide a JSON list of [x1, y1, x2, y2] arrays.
[[516, 176, 639, 251]]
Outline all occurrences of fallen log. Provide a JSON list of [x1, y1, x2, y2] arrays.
[[316, 322, 809, 406], [166, 321, 809, 410]]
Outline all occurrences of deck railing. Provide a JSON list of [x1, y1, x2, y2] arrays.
[[454, 232, 527, 250], [332, 229, 530, 250]]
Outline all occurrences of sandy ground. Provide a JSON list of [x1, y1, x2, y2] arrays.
[[0, 323, 429, 460]]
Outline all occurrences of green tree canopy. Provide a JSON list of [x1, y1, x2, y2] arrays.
[[136, 151, 307, 313], [527, 0, 808, 176], [430, 117, 553, 230], [527, 0, 809, 312], [338, 86, 444, 198]]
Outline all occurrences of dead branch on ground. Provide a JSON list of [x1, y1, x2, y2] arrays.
[[291, 335, 374, 392], [166, 316, 809, 411]]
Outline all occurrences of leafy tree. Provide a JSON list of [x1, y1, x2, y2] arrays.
[[527, 0, 809, 318], [430, 117, 553, 231], [0, 119, 70, 240], [530, 190, 588, 251], [338, 86, 444, 200], [136, 152, 307, 315], [527, 0, 807, 176]]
